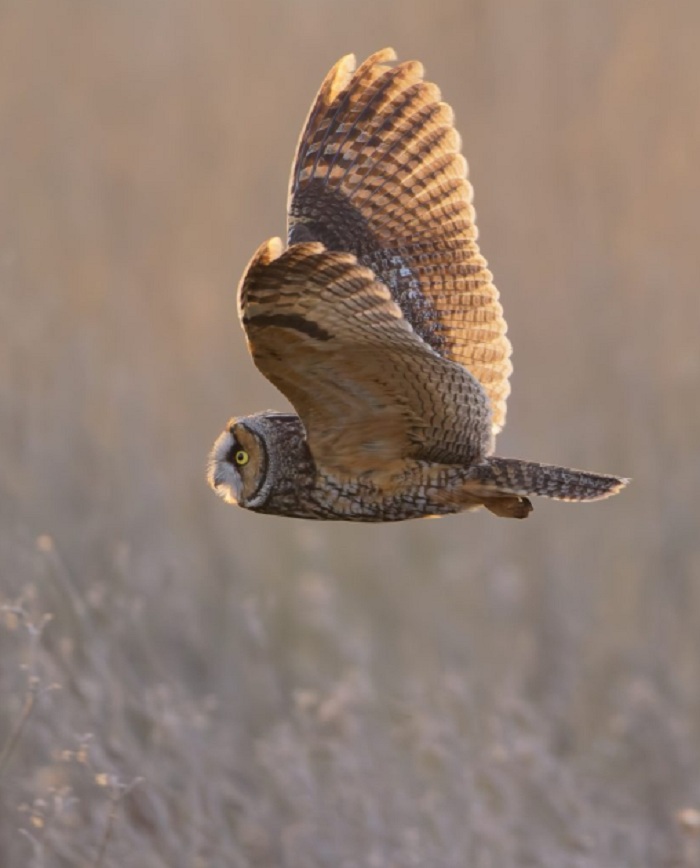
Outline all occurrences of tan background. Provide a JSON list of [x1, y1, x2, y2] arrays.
[[1, 2, 699, 866]]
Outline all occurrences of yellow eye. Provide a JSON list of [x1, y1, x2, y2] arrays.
[[234, 449, 249, 466]]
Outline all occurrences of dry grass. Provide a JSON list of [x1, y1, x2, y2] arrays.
[[1, 529, 699, 867], [1, 2, 700, 866]]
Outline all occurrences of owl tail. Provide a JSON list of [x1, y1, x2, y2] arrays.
[[464, 457, 629, 518], [471, 457, 629, 502]]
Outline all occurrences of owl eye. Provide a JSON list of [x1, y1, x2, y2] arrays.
[[234, 449, 249, 466]]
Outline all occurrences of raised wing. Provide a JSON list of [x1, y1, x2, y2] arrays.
[[287, 48, 512, 437], [238, 240, 493, 475]]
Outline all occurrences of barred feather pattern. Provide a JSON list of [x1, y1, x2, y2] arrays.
[[469, 457, 630, 502], [239, 239, 493, 473], [287, 48, 512, 437]]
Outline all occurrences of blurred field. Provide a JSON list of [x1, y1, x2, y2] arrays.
[[1, 2, 699, 866]]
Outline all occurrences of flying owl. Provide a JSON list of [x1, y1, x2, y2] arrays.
[[207, 48, 628, 521]]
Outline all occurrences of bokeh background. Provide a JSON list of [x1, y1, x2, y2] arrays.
[[1, 2, 699, 866]]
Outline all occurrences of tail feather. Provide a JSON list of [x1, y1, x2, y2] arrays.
[[470, 457, 630, 502]]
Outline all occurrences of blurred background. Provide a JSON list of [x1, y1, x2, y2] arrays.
[[1, 1, 699, 866]]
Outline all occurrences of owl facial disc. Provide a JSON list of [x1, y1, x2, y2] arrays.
[[207, 419, 269, 508]]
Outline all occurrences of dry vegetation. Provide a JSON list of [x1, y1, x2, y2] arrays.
[[1, 2, 699, 866]]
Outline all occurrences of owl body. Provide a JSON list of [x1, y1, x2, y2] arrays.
[[210, 412, 494, 522], [207, 50, 628, 521], [208, 413, 615, 521], [209, 412, 496, 521]]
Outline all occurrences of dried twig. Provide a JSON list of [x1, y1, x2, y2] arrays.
[[92, 776, 143, 868], [0, 608, 58, 778]]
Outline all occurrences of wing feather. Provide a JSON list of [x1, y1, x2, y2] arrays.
[[288, 49, 512, 436], [238, 240, 492, 474]]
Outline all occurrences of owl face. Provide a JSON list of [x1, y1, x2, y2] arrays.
[[208, 412, 313, 512], [207, 418, 268, 508]]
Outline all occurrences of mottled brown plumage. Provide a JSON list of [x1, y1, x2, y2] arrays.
[[207, 49, 628, 521]]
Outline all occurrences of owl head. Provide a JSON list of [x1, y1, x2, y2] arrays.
[[207, 412, 311, 510]]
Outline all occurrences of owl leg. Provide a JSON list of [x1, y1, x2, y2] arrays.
[[482, 495, 533, 519], [432, 479, 533, 518]]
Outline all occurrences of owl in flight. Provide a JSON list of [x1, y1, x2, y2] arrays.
[[208, 48, 628, 521]]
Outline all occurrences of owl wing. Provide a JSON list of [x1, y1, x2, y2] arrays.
[[287, 48, 512, 437], [238, 239, 492, 475]]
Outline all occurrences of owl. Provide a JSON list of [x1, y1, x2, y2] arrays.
[[207, 48, 628, 521]]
